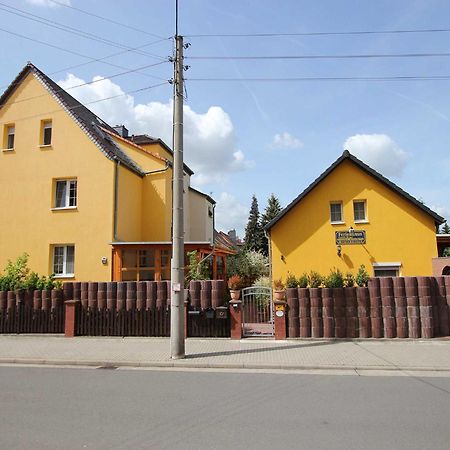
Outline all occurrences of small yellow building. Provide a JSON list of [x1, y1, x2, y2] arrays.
[[0, 63, 233, 282], [266, 150, 444, 280]]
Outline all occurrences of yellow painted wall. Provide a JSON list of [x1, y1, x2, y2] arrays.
[[270, 159, 438, 280], [141, 171, 172, 241], [116, 164, 142, 242], [0, 73, 115, 281]]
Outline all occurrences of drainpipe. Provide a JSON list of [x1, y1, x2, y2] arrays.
[[113, 160, 120, 241], [265, 228, 272, 289], [144, 161, 170, 176]]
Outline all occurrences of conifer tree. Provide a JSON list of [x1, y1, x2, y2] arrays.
[[441, 221, 450, 234], [260, 194, 283, 256], [243, 195, 264, 252]]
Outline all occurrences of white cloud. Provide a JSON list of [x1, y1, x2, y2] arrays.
[[214, 192, 248, 236], [58, 74, 252, 185], [343, 134, 409, 178], [270, 132, 303, 150], [26, 0, 71, 7]]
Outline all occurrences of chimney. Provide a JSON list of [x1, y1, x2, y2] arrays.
[[113, 125, 129, 138]]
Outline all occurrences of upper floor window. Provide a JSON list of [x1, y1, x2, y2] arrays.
[[53, 245, 75, 277], [330, 202, 343, 223], [353, 200, 367, 222], [6, 125, 15, 149], [55, 179, 77, 209], [41, 120, 52, 146]]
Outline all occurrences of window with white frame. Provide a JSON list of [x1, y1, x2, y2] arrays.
[[330, 202, 343, 223], [6, 125, 15, 149], [55, 179, 77, 208], [53, 245, 75, 277], [373, 263, 400, 277], [42, 120, 52, 146], [353, 200, 367, 222]]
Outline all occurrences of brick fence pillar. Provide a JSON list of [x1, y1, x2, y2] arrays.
[[274, 299, 287, 340], [64, 300, 80, 337], [229, 299, 242, 340]]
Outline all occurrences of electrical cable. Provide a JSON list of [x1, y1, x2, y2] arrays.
[[2, 61, 168, 108], [47, 0, 165, 40], [0, 81, 169, 125], [0, 27, 170, 82], [187, 75, 450, 82], [185, 28, 450, 38], [187, 52, 450, 60], [0, 3, 169, 61]]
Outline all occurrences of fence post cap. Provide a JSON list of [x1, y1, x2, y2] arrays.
[[64, 299, 80, 305]]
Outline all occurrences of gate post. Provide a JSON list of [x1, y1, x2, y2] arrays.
[[274, 299, 287, 340], [64, 300, 80, 337], [229, 300, 242, 340]]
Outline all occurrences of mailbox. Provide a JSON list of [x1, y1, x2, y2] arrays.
[[215, 307, 228, 320], [205, 308, 215, 319]]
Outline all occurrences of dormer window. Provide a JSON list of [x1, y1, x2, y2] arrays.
[[41, 120, 52, 146]]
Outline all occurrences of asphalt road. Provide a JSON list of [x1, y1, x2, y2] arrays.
[[0, 366, 449, 450]]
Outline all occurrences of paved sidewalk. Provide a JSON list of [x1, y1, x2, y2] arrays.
[[1, 335, 450, 374]]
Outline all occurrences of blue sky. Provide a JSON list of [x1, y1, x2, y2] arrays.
[[1, 0, 449, 235]]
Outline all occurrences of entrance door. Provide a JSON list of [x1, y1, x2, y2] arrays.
[[241, 286, 273, 337]]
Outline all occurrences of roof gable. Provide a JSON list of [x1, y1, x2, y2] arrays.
[[265, 150, 445, 230], [0, 63, 144, 177]]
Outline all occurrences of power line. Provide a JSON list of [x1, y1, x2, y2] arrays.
[[0, 38, 171, 93], [187, 75, 450, 82], [0, 3, 168, 61], [47, 0, 165, 40], [186, 28, 450, 38], [2, 61, 168, 108], [187, 52, 450, 61], [0, 27, 170, 81], [0, 81, 169, 125]]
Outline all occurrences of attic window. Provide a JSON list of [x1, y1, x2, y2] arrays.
[[330, 202, 343, 223], [4, 125, 15, 150], [41, 120, 52, 146]]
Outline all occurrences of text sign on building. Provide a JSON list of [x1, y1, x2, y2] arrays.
[[335, 230, 366, 245]]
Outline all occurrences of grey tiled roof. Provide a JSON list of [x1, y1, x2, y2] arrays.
[[265, 150, 445, 230], [0, 63, 145, 176]]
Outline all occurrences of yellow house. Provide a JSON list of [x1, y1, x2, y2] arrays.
[[266, 150, 445, 280], [0, 63, 233, 282]]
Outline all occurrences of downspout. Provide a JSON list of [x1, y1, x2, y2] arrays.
[[113, 160, 120, 241], [265, 228, 272, 286], [144, 161, 170, 176]]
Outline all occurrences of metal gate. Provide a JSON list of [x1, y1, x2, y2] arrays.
[[241, 286, 273, 337]]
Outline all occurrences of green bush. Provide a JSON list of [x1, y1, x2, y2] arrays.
[[0, 254, 62, 291], [297, 273, 308, 288], [227, 250, 269, 286], [308, 271, 323, 288], [355, 264, 370, 287], [344, 272, 355, 287], [285, 273, 298, 288], [324, 268, 344, 288], [185, 251, 211, 284]]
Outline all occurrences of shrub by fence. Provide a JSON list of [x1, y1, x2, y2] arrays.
[[0, 289, 64, 334], [285, 276, 450, 338]]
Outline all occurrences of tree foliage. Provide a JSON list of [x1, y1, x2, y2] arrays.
[[243, 195, 264, 253], [260, 193, 282, 256], [441, 221, 450, 234]]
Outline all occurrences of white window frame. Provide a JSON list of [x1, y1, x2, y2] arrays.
[[330, 202, 344, 224], [41, 120, 52, 147], [353, 200, 368, 223], [6, 125, 15, 149], [373, 262, 401, 277], [53, 179, 77, 210], [52, 245, 75, 278]]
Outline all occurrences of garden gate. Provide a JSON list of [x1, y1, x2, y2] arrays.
[[241, 286, 273, 337]]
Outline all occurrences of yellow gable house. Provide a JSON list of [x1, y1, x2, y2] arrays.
[[0, 63, 233, 282], [266, 151, 444, 280]]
